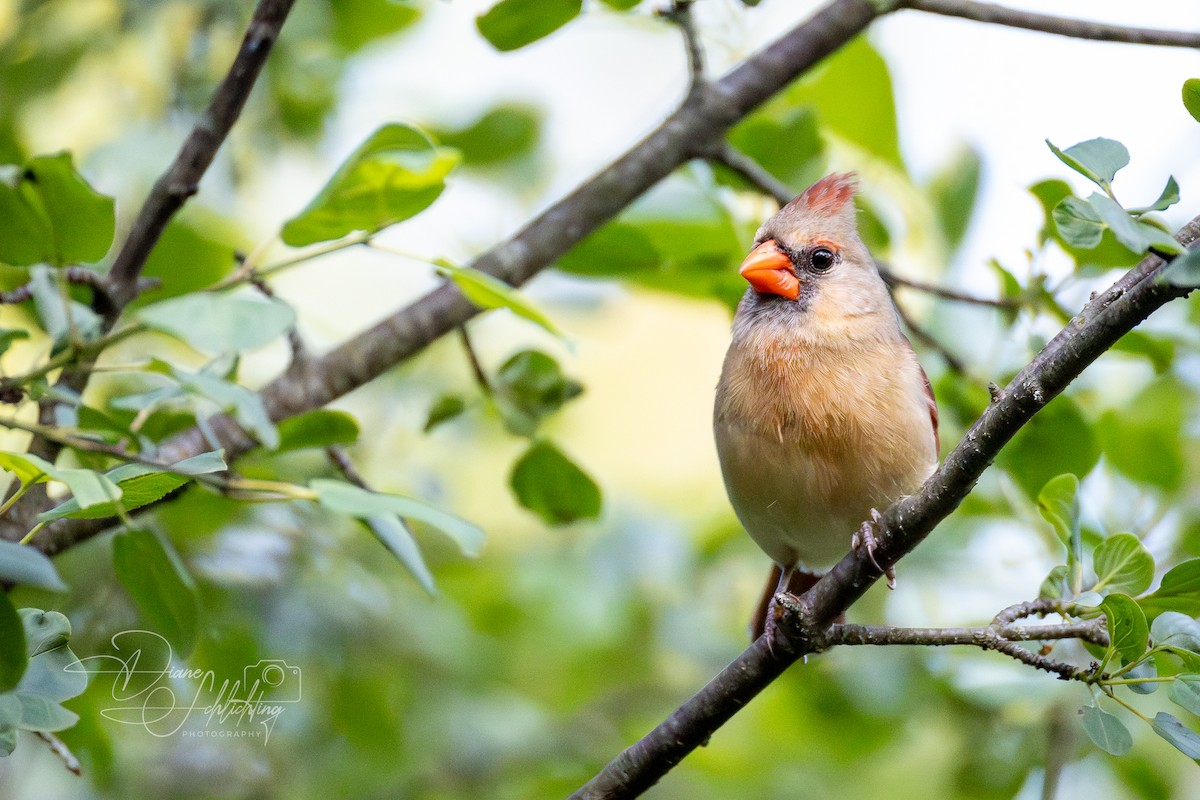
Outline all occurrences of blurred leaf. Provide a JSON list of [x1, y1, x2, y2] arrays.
[[137, 214, 240, 306], [1037, 474, 1081, 571], [1099, 377, 1186, 491], [15, 693, 77, 732], [726, 109, 823, 190], [18, 610, 69, 658], [1093, 533, 1154, 596], [1046, 138, 1128, 191], [493, 350, 583, 436], [1052, 196, 1103, 249], [1144, 561, 1200, 617], [600, 0, 642, 9], [112, 528, 200, 656], [1183, 79, 1200, 123], [1151, 712, 1200, 759], [0, 152, 114, 267], [135, 294, 296, 355], [0, 328, 28, 359], [928, 147, 981, 252], [312, 478, 485, 557], [476, 0, 581, 52], [168, 365, 279, 450], [1170, 675, 1200, 716], [424, 394, 467, 432], [510, 440, 601, 525], [1159, 246, 1200, 287], [38, 451, 227, 523], [999, 395, 1099, 498], [1080, 705, 1132, 756], [360, 515, 436, 596], [0, 450, 121, 512], [1126, 658, 1159, 694], [275, 410, 359, 452], [437, 260, 562, 337], [0, 594, 26, 692], [1131, 176, 1179, 214], [788, 37, 902, 167], [0, 541, 66, 591], [1152, 612, 1200, 653], [1112, 331, 1175, 373], [329, 0, 421, 52], [1039, 565, 1070, 599], [557, 222, 661, 276], [1101, 593, 1149, 664], [28, 266, 102, 352], [282, 123, 460, 246], [435, 104, 541, 166]]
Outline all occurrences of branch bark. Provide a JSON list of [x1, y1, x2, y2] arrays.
[[567, 222, 1199, 798]]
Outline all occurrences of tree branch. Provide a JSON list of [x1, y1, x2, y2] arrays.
[[878, 265, 1019, 309], [104, 0, 297, 311], [701, 141, 793, 206], [657, 0, 705, 101], [567, 222, 1199, 798], [903, 0, 1200, 48]]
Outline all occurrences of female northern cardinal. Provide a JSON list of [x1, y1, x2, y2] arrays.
[[713, 173, 939, 640]]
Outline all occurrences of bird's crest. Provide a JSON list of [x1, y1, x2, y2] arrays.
[[785, 172, 857, 217]]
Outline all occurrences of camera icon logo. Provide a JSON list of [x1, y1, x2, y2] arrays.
[[243, 660, 301, 703]]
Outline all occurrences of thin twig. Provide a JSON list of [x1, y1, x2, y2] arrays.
[[458, 326, 493, 398], [34, 730, 80, 776], [878, 265, 1019, 309], [904, 0, 1200, 48], [0, 270, 159, 306], [657, 0, 705, 100], [701, 141, 792, 206], [895, 301, 968, 375], [104, 0, 297, 311]]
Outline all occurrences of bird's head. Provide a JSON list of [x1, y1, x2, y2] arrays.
[[737, 173, 891, 333]]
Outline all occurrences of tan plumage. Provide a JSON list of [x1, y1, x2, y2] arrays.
[[713, 173, 938, 639]]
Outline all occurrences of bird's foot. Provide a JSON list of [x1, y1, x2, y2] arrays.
[[852, 508, 896, 589]]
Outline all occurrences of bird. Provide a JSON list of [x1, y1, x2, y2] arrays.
[[713, 172, 939, 642]]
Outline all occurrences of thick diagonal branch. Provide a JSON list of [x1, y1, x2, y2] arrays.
[[567, 223, 1198, 798]]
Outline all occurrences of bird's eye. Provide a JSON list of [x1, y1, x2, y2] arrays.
[[808, 247, 836, 271]]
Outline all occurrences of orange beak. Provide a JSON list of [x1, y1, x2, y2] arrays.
[[739, 240, 798, 300]]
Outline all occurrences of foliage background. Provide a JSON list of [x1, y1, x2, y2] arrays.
[[0, 0, 1199, 798]]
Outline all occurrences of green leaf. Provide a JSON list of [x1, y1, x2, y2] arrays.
[[135, 294, 296, 355], [17, 645, 85, 703], [1052, 196, 1103, 249], [928, 147, 981, 252], [435, 103, 541, 166], [1029, 180, 1141, 272], [311, 479, 485, 557], [437, 260, 562, 337], [0, 594, 27, 693], [726, 109, 823, 192], [1131, 176, 1180, 214], [1126, 658, 1159, 694], [0, 695, 20, 728], [1079, 705, 1133, 756], [1144, 561, 1200, 617], [0, 328, 28, 360], [1170, 675, 1200, 716], [28, 266, 102, 352], [0, 724, 13, 756], [1101, 593, 1149, 664], [1046, 138, 1129, 190], [510, 440, 601, 525], [15, 693, 77, 732], [18, 609, 69, 658], [1093, 533, 1154, 596], [1099, 377, 1186, 491], [38, 451, 226, 522], [493, 349, 583, 436], [281, 123, 460, 246], [999, 395, 1099, 499], [137, 213, 240, 306], [169, 366, 279, 450], [1158, 246, 1200, 288], [0, 541, 66, 591], [1183, 79, 1200, 123], [476, 0, 581, 52], [112, 528, 200, 656], [0, 450, 121, 513], [0, 153, 114, 267], [276, 410, 360, 452], [1039, 565, 1070, 600], [1152, 712, 1200, 759], [1112, 330, 1175, 373], [424, 394, 467, 432], [557, 222, 661, 277], [1037, 474, 1081, 572], [1088, 193, 1182, 255], [1151, 612, 1200, 653], [359, 515, 436, 596]]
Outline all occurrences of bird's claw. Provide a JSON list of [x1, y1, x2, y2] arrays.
[[852, 509, 896, 589]]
